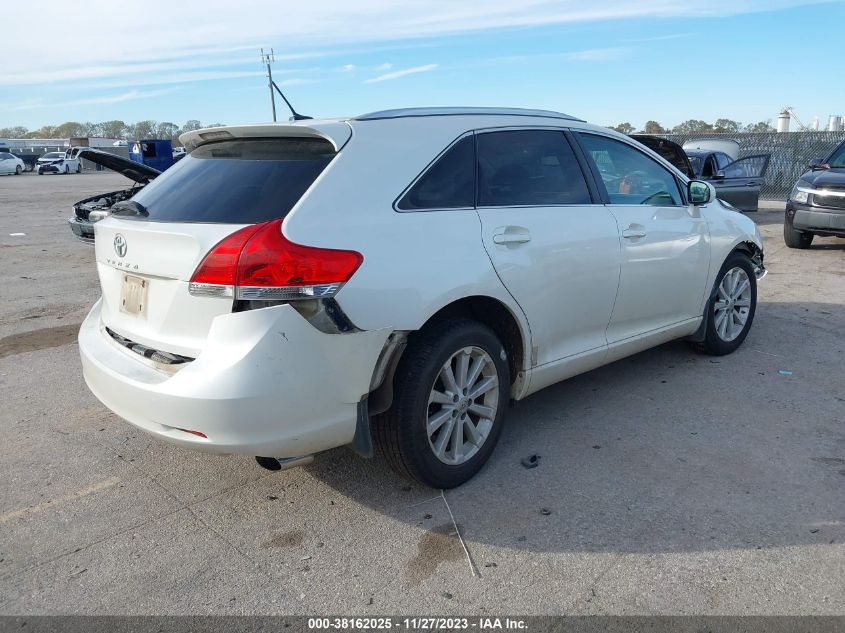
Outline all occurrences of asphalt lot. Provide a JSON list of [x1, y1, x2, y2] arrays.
[[0, 171, 842, 615]]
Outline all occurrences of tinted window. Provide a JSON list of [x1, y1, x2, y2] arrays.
[[715, 153, 733, 170], [687, 155, 703, 176], [580, 134, 683, 206], [722, 154, 768, 179], [397, 136, 475, 210], [476, 130, 590, 207], [826, 142, 845, 167], [128, 138, 335, 223]]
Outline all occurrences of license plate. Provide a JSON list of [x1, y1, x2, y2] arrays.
[[120, 274, 148, 316]]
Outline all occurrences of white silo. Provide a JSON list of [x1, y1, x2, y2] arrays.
[[777, 109, 791, 133], [827, 115, 843, 132], [812, 117, 820, 131]]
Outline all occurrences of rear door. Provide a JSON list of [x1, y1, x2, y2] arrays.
[[474, 129, 621, 365], [715, 154, 771, 211], [575, 132, 710, 344]]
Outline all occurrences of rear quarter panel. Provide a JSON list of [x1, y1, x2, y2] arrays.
[[281, 117, 533, 367]]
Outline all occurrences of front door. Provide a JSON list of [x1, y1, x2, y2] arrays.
[[474, 129, 621, 365], [713, 154, 771, 211], [576, 132, 711, 344]]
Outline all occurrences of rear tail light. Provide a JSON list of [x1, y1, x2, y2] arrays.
[[188, 219, 362, 301]]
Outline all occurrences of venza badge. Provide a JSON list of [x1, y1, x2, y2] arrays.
[[113, 233, 127, 258]]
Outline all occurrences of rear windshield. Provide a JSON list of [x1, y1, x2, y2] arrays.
[[127, 138, 336, 223]]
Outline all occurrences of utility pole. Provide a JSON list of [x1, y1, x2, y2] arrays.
[[261, 48, 277, 122]]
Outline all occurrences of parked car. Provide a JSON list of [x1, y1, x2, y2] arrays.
[[630, 135, 695, 178], [784, 140, 845, 248], [681, 139, 770, 212], [37, 147, 84, 174], [11, 153, 39, 172], [76, 108, 766, 488], [0, 152, 26, 175], [67, 149, 160, 242]]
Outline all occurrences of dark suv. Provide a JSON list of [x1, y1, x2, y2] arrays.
[[784, 140, 845, 248]]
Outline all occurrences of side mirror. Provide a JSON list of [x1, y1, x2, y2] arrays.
[[688, 180, 712, 206], [809, 158, 828, 170], [712, 170, 726, 181]]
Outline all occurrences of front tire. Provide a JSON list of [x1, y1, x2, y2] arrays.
[[697, 252, 757, 356], [784, 213, 813, 249], [76, 163, 81, 173], [374, 319, 510, 488]]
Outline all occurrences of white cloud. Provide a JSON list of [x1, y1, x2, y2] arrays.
[[363, 64, 438, 84], [341, 64, 356, 72], [277, 78, 319, 87], [375, 63, 393, 71], [2, 0, 833, 89], [2, 89, 175, 112]]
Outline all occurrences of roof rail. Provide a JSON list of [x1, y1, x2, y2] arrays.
[[355, 107, 582, 122]]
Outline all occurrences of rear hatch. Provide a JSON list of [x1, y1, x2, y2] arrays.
[[93, 127, 348, 357]]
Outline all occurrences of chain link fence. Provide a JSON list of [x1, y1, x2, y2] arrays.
[[658, 132, 845, 200]]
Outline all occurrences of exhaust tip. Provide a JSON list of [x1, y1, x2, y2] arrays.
[[255, 455, 314, 471]]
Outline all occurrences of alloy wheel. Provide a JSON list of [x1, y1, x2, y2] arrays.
[[714, 266, 752, 342], [426, 346, 499, 466]]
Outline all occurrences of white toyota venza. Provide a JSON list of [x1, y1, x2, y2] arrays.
[[78, 108, 766, 488]]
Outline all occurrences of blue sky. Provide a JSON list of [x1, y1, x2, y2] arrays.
[[3, 0, 844, 131]]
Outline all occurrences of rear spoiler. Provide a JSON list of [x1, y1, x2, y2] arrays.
[[179, 122, 353, 152]]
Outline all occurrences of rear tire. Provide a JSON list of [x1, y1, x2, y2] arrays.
[[696, 252, 757, 356], [784, 213, 813, 249], [15, 165, 21, 175], [373, 319, 509, 488]]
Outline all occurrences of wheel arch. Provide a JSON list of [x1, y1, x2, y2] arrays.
[[367, 295, 530, 417], [689, 242, 761, 343]]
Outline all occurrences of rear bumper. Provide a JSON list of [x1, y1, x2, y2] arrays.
[[79, 300, 391, 457], [788, 201, 845, 236]]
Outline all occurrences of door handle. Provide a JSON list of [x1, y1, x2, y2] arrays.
[[622, 226, 647, 239], [492, 227, 531, 245]]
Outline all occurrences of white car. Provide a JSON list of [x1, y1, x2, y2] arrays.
[[0, 152, 25, 175], [37, 147, 83, 174], [77, 108, 766, 488]]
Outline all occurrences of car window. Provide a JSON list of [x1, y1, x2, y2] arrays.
[[397, 135, 475, 210], [129, 138, 336, 224], [825, 142, 845, 168], [701, 155, 716, 179], [722, 155, 769, 179], [0, 153, 10, 159], [715, 153, 733, 170], [476, 130, 591, 207], [579, 134, 683, 206], [687, 155, 702, 176]]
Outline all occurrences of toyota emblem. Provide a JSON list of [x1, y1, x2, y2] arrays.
[[114, 233, 127, 258]]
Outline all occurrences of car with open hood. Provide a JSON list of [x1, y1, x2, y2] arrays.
[[67, 149, 160, 242], [784, 140, 845, 248], [681, 139, 770, 212], [75, 108, 766, 488]]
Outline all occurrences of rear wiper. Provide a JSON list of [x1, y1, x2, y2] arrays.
[[111, 200, 149, 218]]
